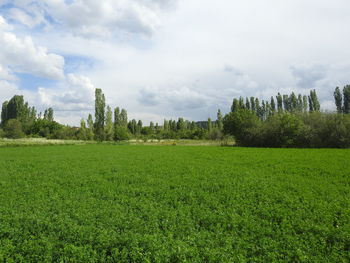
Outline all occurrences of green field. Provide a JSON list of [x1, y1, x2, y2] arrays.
[[0, 145, 349, 262]]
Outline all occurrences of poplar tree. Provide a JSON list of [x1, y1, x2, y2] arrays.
[[250, 97, 256, 112], [163, 119, 169, 131], [276, 93, 283, 113], [177, 118, 185, 130], [47, 108, 53, 121], [245, 98, 250, 110], [94, 88, 106, 140], [87, 114, 94, 140], [290, 92, 298, 112], [114, 107, 120, 127], [231, 98, 239, 112], [79, 118, 87, 140], [343, 85, 350, 114], [309, 89, 320, 112], [239, 97, 245, 109], [216, 109, 223, 131], [270, 96, 276, 113], [1, 101, 8, 127], [207, 118, 212, 133], [137, 120, 143, 134], [334, 87, 343, 113], [283, 94, 290, 112], [150, 121, 155, 133], [120, 109, 128, 127], [297, 94, 303, 112], [105, 106, 113, 141], [302, 95, 308, 113]]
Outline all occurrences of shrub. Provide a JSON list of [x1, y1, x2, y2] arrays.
[[4, 119, 25, 139]]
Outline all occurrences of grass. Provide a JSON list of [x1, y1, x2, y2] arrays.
[[0, 138, 89, 147], [0, 145, 349, 262]]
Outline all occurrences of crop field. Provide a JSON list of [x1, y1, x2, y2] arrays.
[[0, 145, 349, 262]]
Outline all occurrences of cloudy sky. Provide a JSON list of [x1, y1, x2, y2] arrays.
[[0, 0, 349, 125]]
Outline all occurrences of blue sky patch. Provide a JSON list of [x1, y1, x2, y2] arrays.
[[16, 73, 60, 91]]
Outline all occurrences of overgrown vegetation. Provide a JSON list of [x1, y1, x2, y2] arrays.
[[223, 88, 350, 148], [0, 145, 349, 262]]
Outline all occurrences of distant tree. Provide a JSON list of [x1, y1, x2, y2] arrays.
[[177, 118, 185, 131], [250, 97, 256, 112], [231, 98, 240, 112], [44, 108, 54, 121], [283, 94, 290, 112], [114, 107, 120, 127], [137, 120, 143, 134], [120, 109, 128, 127], [94, 88, 106, 141], [308, 95, 314, 112], [308, 89, 320, 112], [216, 109, 223, 131], [302, 95, 308, 113], [207, 118, 212, 133], [255, 98, 261, 118], [239, 97, 245, 109], [4, 119, 24, 139], [270, 96, 276, 113], [149, 121, 155, 133], [6, 95, 25, 121], [163, 119, 169, 131], [79, 118, 87, 140], [1, 101, 8, 127], [48, 108, 54, 121], [297, 94, 303, 112], [343, 85, 350, 114], [334, 87, 343, 113], [105, 106, 113, 141], [245, 98, 250, 110], [276, 93, 283, 113], [87, 114, 94, 140], [290, 92, 298, 112]]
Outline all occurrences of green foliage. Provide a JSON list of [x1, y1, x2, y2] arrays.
[[263, 113, 302, 147], [0, 145, 349, 262], [334, 87, 343, 113], [3, 119, 24, 139], [223, 109, 261, 145], [94, 89, 106, 141], [343, 85, 350, 114], [29, 119, 64, 139], [105, 106, 114, 141], [114, 125, 129, 141]]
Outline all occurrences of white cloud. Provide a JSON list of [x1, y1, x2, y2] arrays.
[[38, 74, 95, 111], [2, 0, 178, 38], [0, 16, 65, 79], [1, 0, 350, 124]]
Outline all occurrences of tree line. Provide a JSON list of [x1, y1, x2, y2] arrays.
[[78, 89, 221, 141], [0, 85, 349, 147], [223, 86, 350, 148]]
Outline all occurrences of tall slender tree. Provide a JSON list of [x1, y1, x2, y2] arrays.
[[216, 109, 223, 131], [334, 87, 343, 113], [105, 106, 113, 141], [87, 114, 94, 140], [276, 93, 283, 113], [270, 96, 276, 113], [343, 85, 350, 114], [94, 88, 106, 140]]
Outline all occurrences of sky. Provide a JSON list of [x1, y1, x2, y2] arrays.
[[0, 0, 350, 125]]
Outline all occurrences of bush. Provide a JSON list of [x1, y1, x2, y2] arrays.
[[114, 126, 130, 141], [4, 119, 25, 139]]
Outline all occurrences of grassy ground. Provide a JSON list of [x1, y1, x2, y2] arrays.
[[0, 145, 349, 262], [0, 138, 89, 147]]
